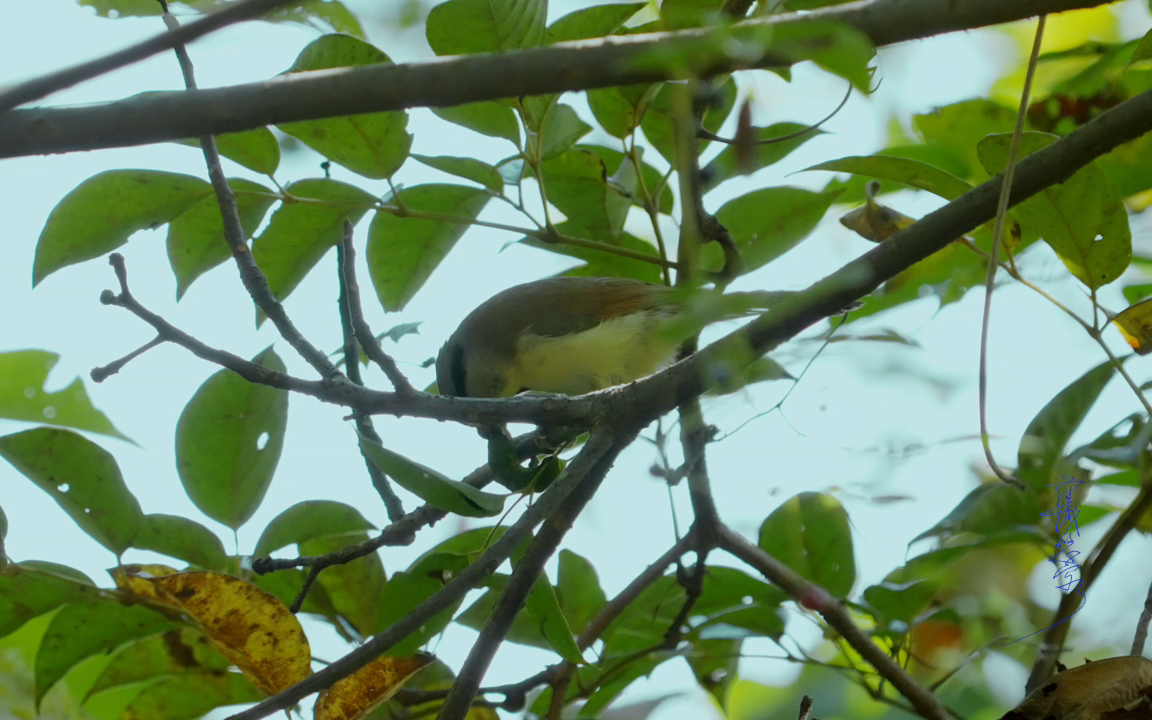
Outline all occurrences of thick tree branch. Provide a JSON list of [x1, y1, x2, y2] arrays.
[[227, 431, 616, 720], [0, 0, 1112, 158], [717, 525, 948, 720]]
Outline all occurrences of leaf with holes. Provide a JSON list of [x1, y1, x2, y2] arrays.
[[758, 492, 856, 599], [168, 178, 277, 300], [0, 350, 129, 441], [278, 35, 411, 179], [0, 428, 142, 555], [979, 132, 1131, 289], [367, 184, 491, 312], [175, 347, 289, 529], [34, 170, 211, 285]]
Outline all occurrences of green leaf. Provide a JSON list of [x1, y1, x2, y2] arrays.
[[377, 571, 463, 656], [641, 77, 735, 164], [1070, 414, 1149, 469], [116, 670, 265, 720], [367, 184, 491, 311], [457, 573, 555, 651], [537, 148, 630, 233], [357, 432, 506, 517], [253, 500, 376, 556], [278, 35, 411, 178], [757, 492, 855, 599], [587, 84, 661, 139], [534, 103, 593, 161], [863, 578, 939, 626], [174, 128, 280, 175], [1100, 131, 1152, 198], [413, 154, 503, 192], [86, 628, 230, 698], [556, 549, 606, 635], [34, 170, 210, 285], [0, 565, 89, 638], [407, 526, 510, 578], [1130, 28, 1152, 66], [131, 514, 228, 571], [251, 178, 376, 308], [545, 2, 644, 43], [913, 99, 1016, 182], [686, 638, 740, 705], [978, 132, 1131, 289], [35, 597, 177, 706], [167, 178, 276, 300], [0, 350, 129, 441], [806, 155, 972, 201], [702, 122, 827, 193], [585, 145, 673, 215], [175, 347, 289, 530], [266, 0, 366, 38], [1017, 359, 1118, 490], [426, 0, 546, 54], [706, 186, 841, 274], [0, 428, 142, 556], [300, 532, 386, 637], [432, 101, 521, 145], [912, 484, 1042, 544], [524, 567, 584, 664], [660, 0, 724, 29]]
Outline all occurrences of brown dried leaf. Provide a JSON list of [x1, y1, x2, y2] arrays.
[[113, 566, 312, 694], [1002, 657, 1152, 720], [314, 654, 433, 720]]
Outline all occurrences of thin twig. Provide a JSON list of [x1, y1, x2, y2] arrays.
[[1131, 575, 1152, 657], [336, 224, 406, 521], [90, 335, 165, 382], [1025, 484, 1152, 691], [797, 695, 814, 720], [0, 0, 301, 113], [251, 431, 552, 576], [696, 82, 852, 146], [226, 432, 616, 720], [717, 525, 948, 720], [978, 15, 1045, 488], [288, 566, 321, 614], [340, 220, 416, 394], [437, 433, 630, 720], [157, 4, 339, 379]]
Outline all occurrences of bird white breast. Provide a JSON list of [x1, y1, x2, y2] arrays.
[[513, 310, 680, 395]]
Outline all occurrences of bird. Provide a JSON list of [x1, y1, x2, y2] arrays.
[[435, 276, 792, 399]]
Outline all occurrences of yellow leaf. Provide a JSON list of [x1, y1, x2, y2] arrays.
[[1112, 298, 1152, 355], [114, 567, 313, 694], [314, 654, 433, 720], [109, 563, 180, 601]]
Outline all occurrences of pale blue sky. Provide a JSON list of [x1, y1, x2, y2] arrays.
[[3, 1, 1152, 717]]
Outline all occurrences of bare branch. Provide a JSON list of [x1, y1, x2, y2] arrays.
[[226, 431, 618, 720], [340, 220, 416, 394], [717, 525, 948, 720], [0, 0, 1114, 158], [436, 432, 632, 719]]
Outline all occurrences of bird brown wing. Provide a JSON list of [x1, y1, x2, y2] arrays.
[[516, 277, 675, 337]]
